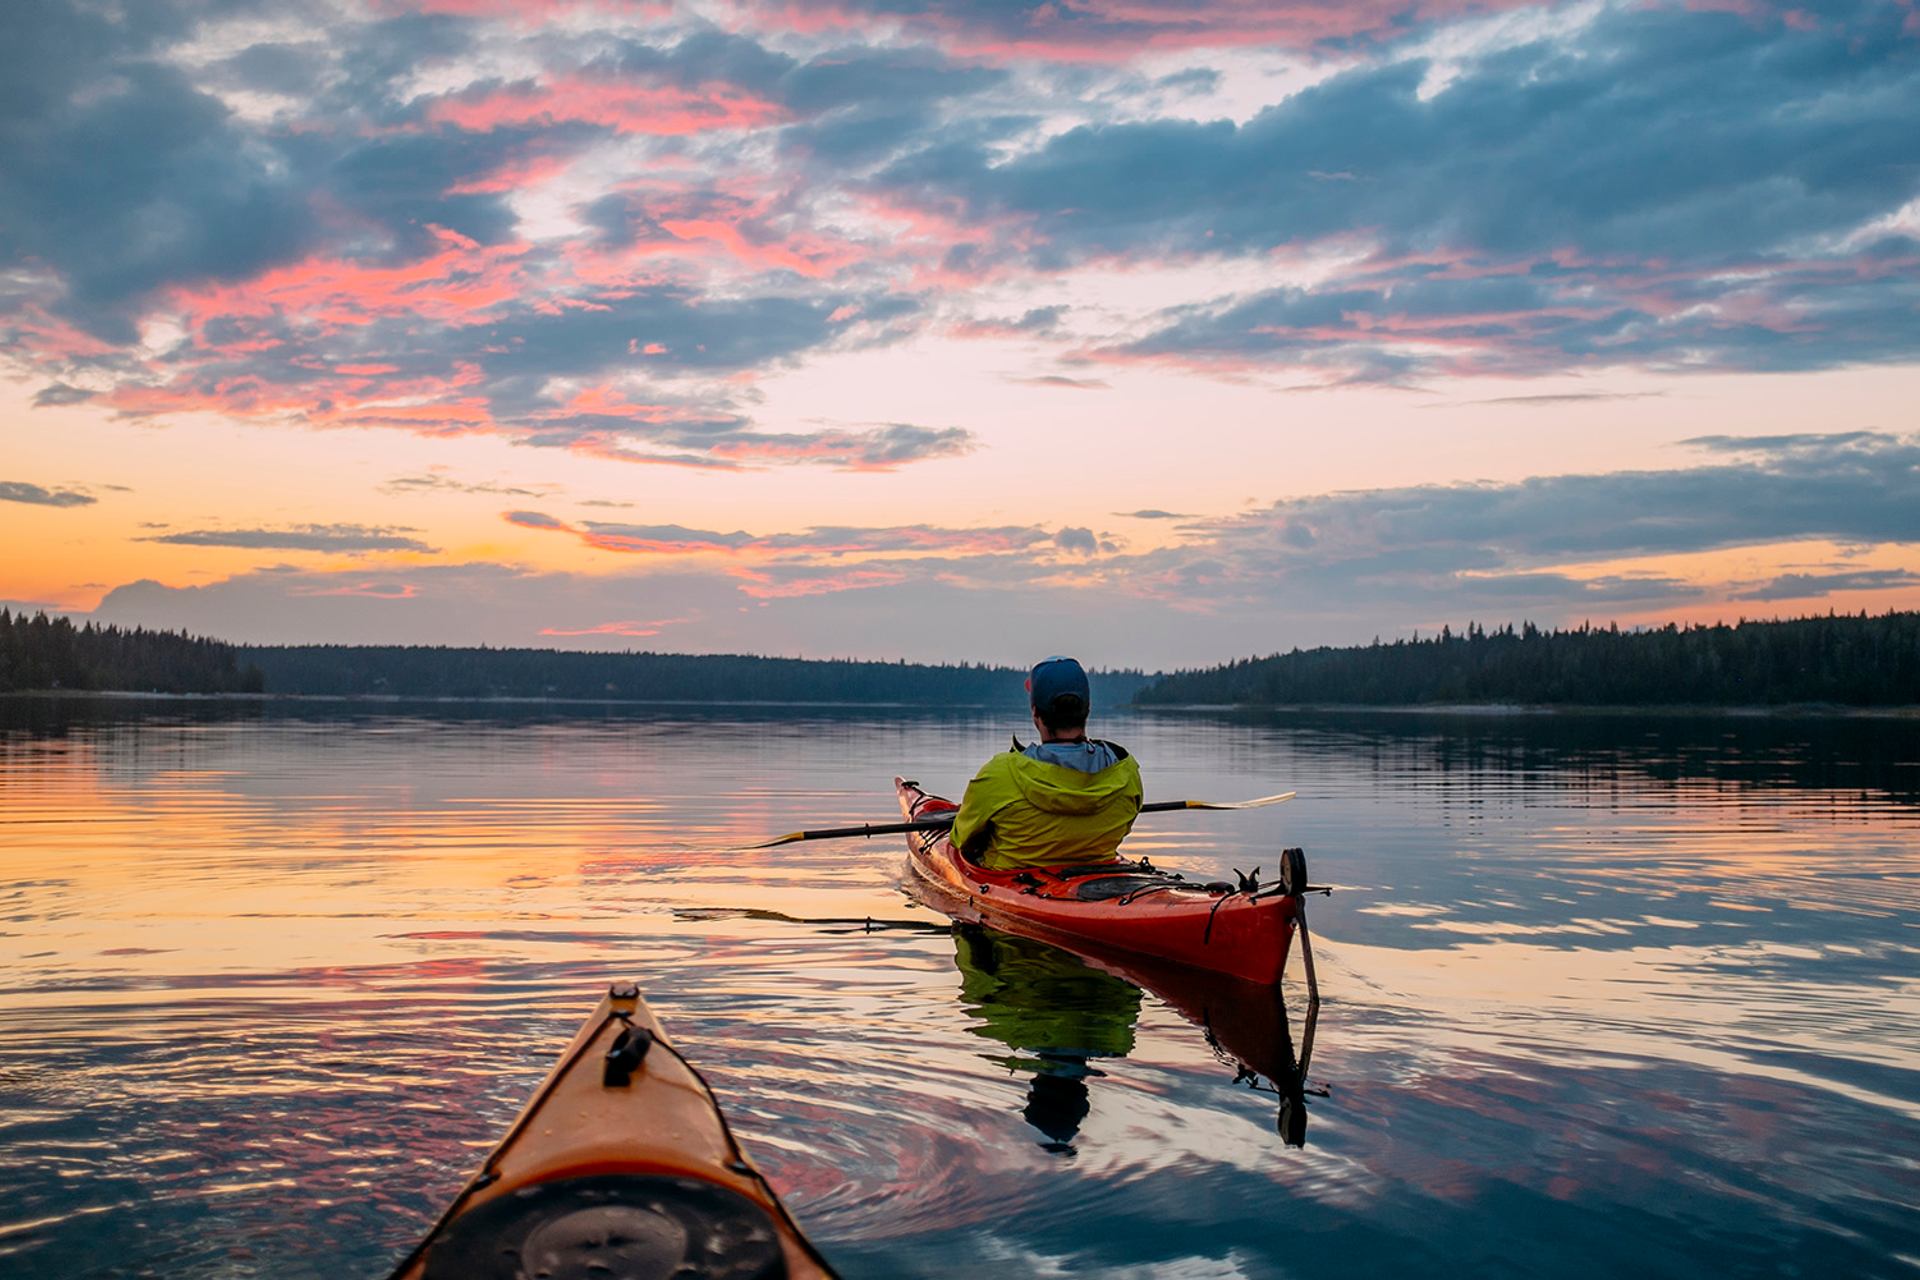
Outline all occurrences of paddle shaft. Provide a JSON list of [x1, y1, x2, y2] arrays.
[[760, 793, 1292, 847]]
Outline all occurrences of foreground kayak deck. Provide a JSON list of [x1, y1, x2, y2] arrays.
[[388, 982, 837, 1280], [896, 776, 1305, 986]]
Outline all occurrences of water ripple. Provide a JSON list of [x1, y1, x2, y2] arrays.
[[1, 703, 1915, 1278]]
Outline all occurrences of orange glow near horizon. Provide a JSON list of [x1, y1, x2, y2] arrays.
[[8, 361, 1920, 658]]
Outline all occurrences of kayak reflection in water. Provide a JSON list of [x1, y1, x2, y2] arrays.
[[949, 655, 1144, 871], [952, 924, 1141, 1153], [952, 924, 1324, 1151]]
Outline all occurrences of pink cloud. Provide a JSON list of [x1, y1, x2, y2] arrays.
[[701, 431, 947, 472], [446, 150, 573, 195], [579, 529, 749, 555], [539, 617, 689, 637], [560, 434, 751, 471], [654, 217, 863, 279], [290, 581, 420, 599], [731, 565, 913, 599], [948, 318, 1039, 340], [733, 0, 1548, 62], [843, 194, 1045, 288], [425, 78, 786, 136], [7, 303, 123, 361], [105, 371, 505, 439], [379, 0, 672, 17], [505, 510, 1057, 562], [168, 226, 532, 335], [547, 385, 680, 422]]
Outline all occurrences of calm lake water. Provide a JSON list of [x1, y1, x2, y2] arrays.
[[1, 700, 1915, 1278]]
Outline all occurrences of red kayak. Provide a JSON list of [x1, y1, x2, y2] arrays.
[[895, 776, 1306, 985]]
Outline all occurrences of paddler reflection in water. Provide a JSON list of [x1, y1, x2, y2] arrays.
[[950, 655, 1143, 870], [953, 924, 1142, 1153]]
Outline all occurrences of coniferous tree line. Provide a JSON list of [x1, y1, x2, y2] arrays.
[[0, 611, 264, 694], [247, 645, 1154, 706], [1135, 612, 1920, 708], [8, 609, 1914, 706]]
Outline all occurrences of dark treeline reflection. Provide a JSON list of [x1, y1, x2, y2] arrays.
[[7, 698, 1913, 810], [1198, 708, 1920, 808], [1143, 612, 1920, 708]]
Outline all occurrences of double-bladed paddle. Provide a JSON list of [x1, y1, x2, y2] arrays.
[[744, 790, 1296, 849]]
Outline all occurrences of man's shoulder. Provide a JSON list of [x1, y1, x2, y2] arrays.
[[970, 750, 1021, 781]]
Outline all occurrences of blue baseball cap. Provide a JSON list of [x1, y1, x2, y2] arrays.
[[1026, 655, 1090, 714]]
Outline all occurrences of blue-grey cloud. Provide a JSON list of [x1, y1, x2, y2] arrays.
[[1732, 568, 1920, 602], [0, 481, 95, 507], [1053, 526, 1098, 555], [1681, 431, 1887, 455], [1009, 374, 1109, 389], [521, 516, 1054, 556], [576, 521, 757, 550], [0, 3, 316, 341], [503, 511, 569, 531], [885, 7, 1919, 263], [734, 0, 1513, 58], [1429, 391, 1666, 409], [876, 3, 1920, 379], [780, 44, 1008, 113], [32, 383, 96, 407], [696, 423, 973, 469], [142, 524, 435, 553], [1188, 432, 1920, 571]]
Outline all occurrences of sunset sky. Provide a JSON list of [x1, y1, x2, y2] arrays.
[[3, 0, 1917, 668]]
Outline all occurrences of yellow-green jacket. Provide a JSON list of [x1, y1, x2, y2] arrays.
[[950, 743, 1143, 870]]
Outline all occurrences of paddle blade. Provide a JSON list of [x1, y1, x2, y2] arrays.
[[742, 831, 809, 850], [1174, 790, 1296, 811]]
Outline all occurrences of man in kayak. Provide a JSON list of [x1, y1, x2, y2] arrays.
[[949, 655, 1143, 869]]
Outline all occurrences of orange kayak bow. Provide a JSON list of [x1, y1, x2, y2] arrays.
[[387, 982, 837, 1280]]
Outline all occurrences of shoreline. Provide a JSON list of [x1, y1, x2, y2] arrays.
[[5, 689, 1918, 718], [1134, 700, 1920, 719], [0, 689, 995, 710]]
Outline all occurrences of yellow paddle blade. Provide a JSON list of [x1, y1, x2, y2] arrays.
[[1181, 791, 1296, 810]]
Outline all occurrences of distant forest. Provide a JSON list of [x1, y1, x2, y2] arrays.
[[7, 610, 1916, 708], [0, 610, 263, 694], [246, 645, 1154, 706], [1137, 612, 1920, 708], [0, 619, 1148, 704]]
